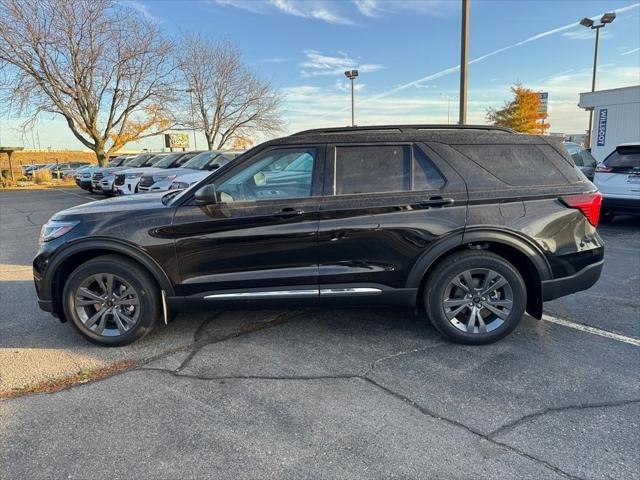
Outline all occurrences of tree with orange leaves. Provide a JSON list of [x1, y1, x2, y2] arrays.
[[487, 83, 549, 134]]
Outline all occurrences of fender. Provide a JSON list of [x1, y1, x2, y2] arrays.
[[405, 226, 552, 289], [44, 237, 176, 299]]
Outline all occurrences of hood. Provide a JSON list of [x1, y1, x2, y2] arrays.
[[53, 191, 169, 218], [176, 171, 210, 184], [145, 167, 198, 179], [118, 167, 165, 176]]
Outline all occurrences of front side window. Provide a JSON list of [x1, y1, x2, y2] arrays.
[[216, 148, 316, 202], [334, 145, 444, 195]]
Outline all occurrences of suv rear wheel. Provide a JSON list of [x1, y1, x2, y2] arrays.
[[424, 251, 526, 344], [62, 255, 161, 346]]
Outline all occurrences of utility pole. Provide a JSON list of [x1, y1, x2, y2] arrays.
[[186, 88, 198, 150], [344, 69, 359, 127], [458, 0, 469, 125]]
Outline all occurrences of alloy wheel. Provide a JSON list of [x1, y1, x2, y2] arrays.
[[442, 268, 513, 334], [74, 273, 141, 337]]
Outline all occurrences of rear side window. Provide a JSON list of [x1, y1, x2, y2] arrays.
[[453, 144, 569, 186], [604, 146, 640, 168], [334, 145, 445, 195]]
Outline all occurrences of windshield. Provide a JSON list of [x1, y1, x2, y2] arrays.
[[152, 152, 185, 168], [126, 154, 155, 167], [141, 154, 168, 167], [182, 151, 220, 170]]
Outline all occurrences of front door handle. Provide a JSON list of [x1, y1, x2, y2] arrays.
[[275, 207, 305, 217], [418, 196, 454, 208]]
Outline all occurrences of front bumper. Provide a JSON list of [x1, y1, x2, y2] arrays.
[[76, 179, 92, 189], [542, 259, 604, 301]]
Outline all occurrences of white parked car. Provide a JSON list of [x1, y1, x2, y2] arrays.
[[145, 150, 243, 191], [593, 143, 640, 221], [136, 151, 204, 192], [112, 153, 168, 195]]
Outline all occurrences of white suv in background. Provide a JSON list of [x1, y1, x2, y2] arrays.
[[593, 143, 640, 221]]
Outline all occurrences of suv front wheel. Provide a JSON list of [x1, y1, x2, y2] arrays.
[[424, 251, 527, 344], [62, 255, 161, 346]]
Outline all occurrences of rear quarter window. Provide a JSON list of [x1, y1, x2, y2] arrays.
[[452, 144, 575, 186]]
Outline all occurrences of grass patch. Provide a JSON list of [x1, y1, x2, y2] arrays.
[[0, 360, 137, 400]]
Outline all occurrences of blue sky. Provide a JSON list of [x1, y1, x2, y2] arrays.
[[2, 0, 639, 150]]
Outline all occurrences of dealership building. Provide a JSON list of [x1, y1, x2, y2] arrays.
[[578, 85, 640, 162]]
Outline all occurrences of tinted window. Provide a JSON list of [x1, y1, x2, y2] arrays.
[[334, 145, 444, 195], [453, 144, 567, 186], [605, 146, 640, 168], [216, 148, 316, 202]]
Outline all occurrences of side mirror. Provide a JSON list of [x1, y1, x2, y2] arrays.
[[194, 184, 218, 206]]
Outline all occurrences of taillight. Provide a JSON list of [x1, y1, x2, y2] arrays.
[[561, 192, 603, 227], [595, 165, 612, 173]]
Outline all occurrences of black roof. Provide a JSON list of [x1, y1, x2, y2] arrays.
[[267, 124, 553, 146]]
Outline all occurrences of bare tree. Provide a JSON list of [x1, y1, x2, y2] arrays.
[[177, 35, 283, 150], [0, 0, 177, 165]]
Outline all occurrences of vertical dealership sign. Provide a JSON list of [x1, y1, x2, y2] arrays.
[[596, 108, 607, 147], [537, 92, 548, 114]]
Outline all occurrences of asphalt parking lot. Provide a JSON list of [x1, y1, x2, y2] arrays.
[[1, 188, 639, 479]]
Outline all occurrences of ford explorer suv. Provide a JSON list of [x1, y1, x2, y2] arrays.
[[34, 125, 604, 346]]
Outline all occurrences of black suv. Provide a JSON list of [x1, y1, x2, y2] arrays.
[[34, 125, 604, 346]]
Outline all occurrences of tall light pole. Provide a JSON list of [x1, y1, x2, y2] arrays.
[[580, 12, 616, 147], [441, 94, 453, 124], [458, 0, 469, 125], [186, 88, 198, 150], [344, 69, 358, 127]]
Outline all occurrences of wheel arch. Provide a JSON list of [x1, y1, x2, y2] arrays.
[[408, 228, 551, 319], [46, 239, 174, 321]]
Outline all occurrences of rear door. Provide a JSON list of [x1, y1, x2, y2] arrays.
[[595, 145, 640, 198], [316, 142, 467, 300]]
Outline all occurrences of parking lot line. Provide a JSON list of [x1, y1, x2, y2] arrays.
[[542, 314, 640, 347]]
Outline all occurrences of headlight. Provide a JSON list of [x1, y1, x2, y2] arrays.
[[170, 181, 189, 190], [125, 172, 144, 179], [39, 220, 79, 244], [153, 174, 177, 182]]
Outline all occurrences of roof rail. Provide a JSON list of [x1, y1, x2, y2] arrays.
[[290, 124, 516, 136]]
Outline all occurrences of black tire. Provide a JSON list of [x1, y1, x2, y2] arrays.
[[62, 255, 161, 346], [424, 250, 527, 345]]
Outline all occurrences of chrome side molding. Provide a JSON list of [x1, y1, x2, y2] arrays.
[[320, 288, 382, 296], [204, 289, 318, 300], [204, 287, 382, 300]]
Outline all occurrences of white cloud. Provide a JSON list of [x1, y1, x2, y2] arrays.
[[214, 0, 357, 25], [621, 47, 640, 55], [353, 0, 453, 18], [563, 29, 613, 40], [300, 50, 384, 78], [334, 79, 366, 92], [121, 0, 161, 23]]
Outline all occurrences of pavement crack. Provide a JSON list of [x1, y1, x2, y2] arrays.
[[487, 398, 640, 439], [359, 376, 583, 480], [174, 309, 308, 373], [362, 342, 446, 376]]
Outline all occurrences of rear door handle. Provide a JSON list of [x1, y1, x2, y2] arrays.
[[418, 196, 454, 208], [275, 207, 305, 217]]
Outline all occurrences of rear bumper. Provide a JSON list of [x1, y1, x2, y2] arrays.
[[542, 259, 604, 301], [602, 196, 640, 215]]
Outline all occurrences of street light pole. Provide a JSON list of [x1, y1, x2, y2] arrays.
[[344, 69, 358, 127], [458, 0, 469, 125], [580, 12, 616, 147], [186, 88, 198, 150]]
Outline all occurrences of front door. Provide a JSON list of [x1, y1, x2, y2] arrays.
[[171, 145, 324, 300]]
